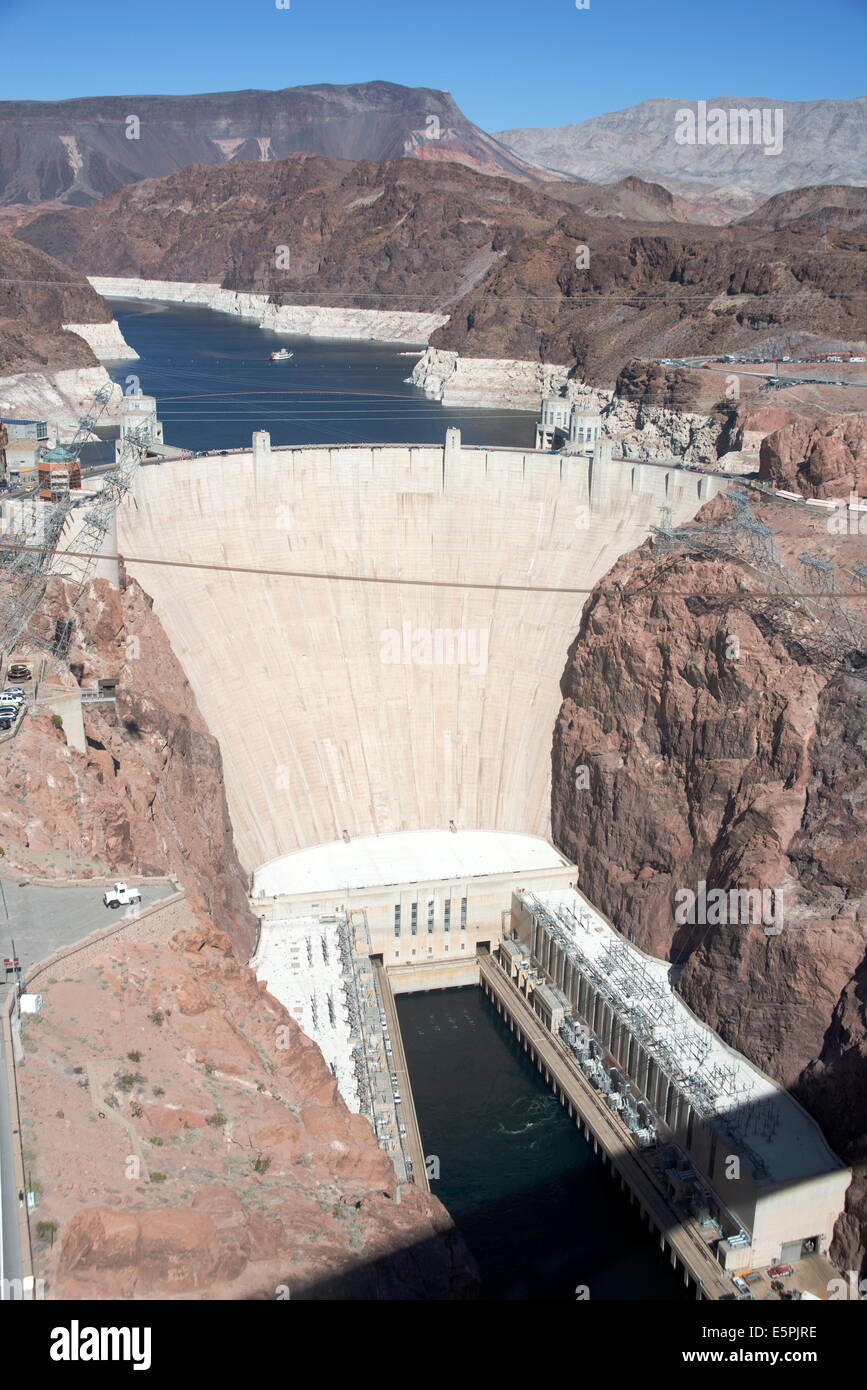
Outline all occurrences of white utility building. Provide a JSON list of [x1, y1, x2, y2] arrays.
[[508, 887, 851, 1272]]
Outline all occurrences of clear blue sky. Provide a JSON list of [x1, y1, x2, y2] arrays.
[[1, 0, 864, 129]]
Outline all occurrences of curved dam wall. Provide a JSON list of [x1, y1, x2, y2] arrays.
[[117, 438, 725, 872]]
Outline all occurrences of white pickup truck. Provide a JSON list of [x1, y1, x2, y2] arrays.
[[102, 881, 142, 909]]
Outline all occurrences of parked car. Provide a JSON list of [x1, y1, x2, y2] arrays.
[[0, 705, 20, 721], [731, 1276, 753, 1299], [768, 1264, 794, 1278], [0, 718, 13, 731], [102, 881, 143, 909]]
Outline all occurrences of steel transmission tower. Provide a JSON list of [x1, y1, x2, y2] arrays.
[[0, 386, 145, 657]]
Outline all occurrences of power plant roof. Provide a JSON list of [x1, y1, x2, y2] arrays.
[[253, 829, 569, 897], [523, 889, 846, 1187]]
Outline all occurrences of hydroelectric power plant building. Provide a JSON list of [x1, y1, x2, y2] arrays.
[[505, 888, 850, 1274]]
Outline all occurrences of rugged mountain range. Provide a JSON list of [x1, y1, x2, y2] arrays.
[[4, 83, 864, 229], [497, 97, 867, 222], [0, 81, 555, 208], [15, 154, 867, 385]]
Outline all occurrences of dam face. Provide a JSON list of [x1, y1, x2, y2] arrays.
[[119, 437, 724, 872]]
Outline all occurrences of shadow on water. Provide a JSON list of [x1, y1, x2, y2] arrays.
[[397, 986, 691, 1301]]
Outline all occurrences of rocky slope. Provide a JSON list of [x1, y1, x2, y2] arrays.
[[0, 81, 554, 208], [1, 571, 258, 960], [550, 470, 867, 1272], [17, 157, 867, 388], [21, 912, 473, 1299], [539, 175, 687, 223], [497, 97, 867, 223], [18, 154, 563, 314], [426, 215, 867, 382], [739, 185, 867, 233], [0, 235, 110, 374]]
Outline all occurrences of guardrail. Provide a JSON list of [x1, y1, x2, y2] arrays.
[[25, 888, 185, 992]]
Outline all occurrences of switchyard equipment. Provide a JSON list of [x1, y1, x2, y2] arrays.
[[524, 891, 754, 1125], [0, 384, 147, 658], [514, 887, 851, 1270]]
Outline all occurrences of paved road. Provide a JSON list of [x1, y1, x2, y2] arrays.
[[374, 959, 429, 1191], [0, 878, 174, 981], [0, 988, 23, 1299]]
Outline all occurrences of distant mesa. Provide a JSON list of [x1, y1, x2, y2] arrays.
[[0, 81, 557, 209]]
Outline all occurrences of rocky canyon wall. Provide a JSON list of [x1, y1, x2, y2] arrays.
[[550, 484, 867, 1273], [2, 572, 258, 960]]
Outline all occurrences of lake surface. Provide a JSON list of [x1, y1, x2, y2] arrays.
[[103, 298, 538, 454]]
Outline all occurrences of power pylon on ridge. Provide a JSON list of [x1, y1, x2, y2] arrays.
[[0, 387, 146, 658], [651, 491, 867, 668]]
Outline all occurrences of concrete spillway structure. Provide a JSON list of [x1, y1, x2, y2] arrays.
[[118, 434, 725, 874]]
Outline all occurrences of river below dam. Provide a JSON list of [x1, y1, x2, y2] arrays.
[[101, 298, 688, 1301], [102, 297, 538, 453], [398, 987, 689, 1301]]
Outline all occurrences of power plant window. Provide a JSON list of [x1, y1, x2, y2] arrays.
[[460, 897, 467, 929], [411, 903, 418, 935], [393, 904, 401, 937], [444, 900, 451, 931]]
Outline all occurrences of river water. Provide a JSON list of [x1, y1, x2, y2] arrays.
[[103, 299, 687, 1301], [398, 987, 688, 1301]]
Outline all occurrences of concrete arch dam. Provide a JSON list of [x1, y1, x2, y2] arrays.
[[118, 436, 724, 872]]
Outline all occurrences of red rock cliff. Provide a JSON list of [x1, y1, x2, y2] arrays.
[[551, 491, 867, 1274]]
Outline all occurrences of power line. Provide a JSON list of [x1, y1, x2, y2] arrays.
[[3, 540, 867, 600]]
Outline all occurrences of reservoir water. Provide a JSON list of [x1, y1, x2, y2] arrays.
[[105, 298, 689, 1301], [103, 298, 538, 454]]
